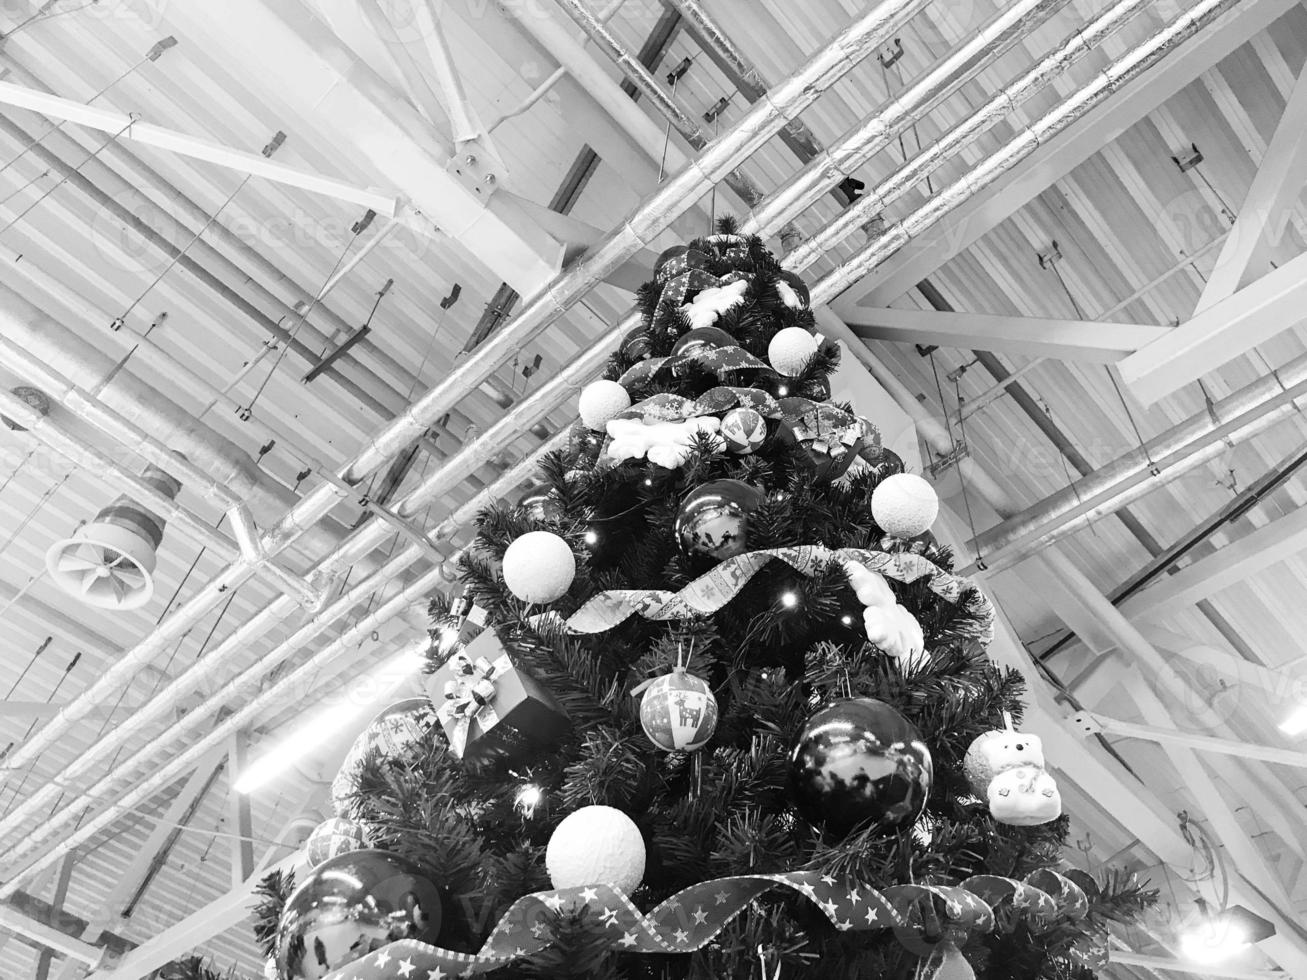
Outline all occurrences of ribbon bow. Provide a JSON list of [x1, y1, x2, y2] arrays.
[[437, 651, 511, 755]]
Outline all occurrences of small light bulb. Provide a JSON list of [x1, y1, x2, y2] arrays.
[[584, 529, 598, 545], [840, 614, 853, 626], [644, 478, 653, 487], [514, 783, 543, 817], [777, 384, 789, 397], [781, 591, 798, 608]]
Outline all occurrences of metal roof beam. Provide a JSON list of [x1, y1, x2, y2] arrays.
[[85, 854, 299, 980], [1111, 951, 1282, 979], [1120, 502, 1307, 620], [0, 905, 103, 968], [1075, 711, 1307, 768], [152, 0, 565, 296], [1121, 248, 1307, 404], [1193, 56, 1307, 311], [841, 306, 1170, 361], [0, 81, 396, 216], [837, 0, 1299, 308]]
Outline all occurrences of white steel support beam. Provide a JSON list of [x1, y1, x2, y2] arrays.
[[840, 306, 1170, 361], [86, 853, 300, 980], [1193, 59, 1307, 311], [149, 0, 565, 295], [0, 906, 102, 968], [839, 0, 1298, 308], [1075, 712, 1307, 768], [1120, 248, 1307, 404], [0, 81, 396, 215], [1120, 503, 1307, 620], [226, 733, 255, 887]]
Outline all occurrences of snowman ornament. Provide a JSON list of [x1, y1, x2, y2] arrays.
[[962, 714, 1061, 826]]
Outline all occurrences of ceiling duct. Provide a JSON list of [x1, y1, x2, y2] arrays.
[[46, 463, 182, 611]]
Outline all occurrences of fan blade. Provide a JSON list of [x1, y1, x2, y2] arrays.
[[57, 552, 101, 575]]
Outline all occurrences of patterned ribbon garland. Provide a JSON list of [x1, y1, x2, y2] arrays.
[[563, 546, 994, 644], [617, 345, 769, 389], [435, 651, 512, 756], [317, 868, 1089, 979]]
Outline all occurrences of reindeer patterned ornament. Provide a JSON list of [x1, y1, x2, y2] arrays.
[[963, 714, 1062, 826], [635, 666, 719, 752]]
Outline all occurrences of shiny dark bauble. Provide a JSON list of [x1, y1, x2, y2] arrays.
[[275, 849, 443, 979], [621, 325, 653, 362], [671, 326, 737, 357], [860, 446, 906, 483], [674, 479, 766, 561], [789, 697, 933, 838], [517, 486, 564, 524]]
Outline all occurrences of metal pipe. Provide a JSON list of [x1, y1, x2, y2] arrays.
[[812, 0, 1245, 303], [551, 0, 767, 206], [785, 0, 1153, 269], [260, 0, 925, 553], [0, 442, 552, 886], [966, 359, 1307, 573], [740, 0, 1081, 237]]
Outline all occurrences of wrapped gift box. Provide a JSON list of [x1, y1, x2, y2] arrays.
[[426, 629, 569, 766]]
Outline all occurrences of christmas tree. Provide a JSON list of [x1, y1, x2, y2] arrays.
[[259, 223, 1152, 980]]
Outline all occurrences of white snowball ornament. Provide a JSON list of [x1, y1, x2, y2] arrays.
[[546, 805, 646, 894], [871, 473, 939, 538], [264, 959, 280, 980], [578, 379, 631, 431], [502, 531, 576, 604], [767, 326, 819, 376]]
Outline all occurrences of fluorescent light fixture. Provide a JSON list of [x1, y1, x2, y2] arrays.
[[1280, 705, 1307, 736], [234, 643, 426, 794], [1179, 905, 1276, 965]]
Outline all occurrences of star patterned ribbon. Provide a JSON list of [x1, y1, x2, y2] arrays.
[[616, 345, 770, 389], [616, 387, 781, 424], [563, 546, 994, 644], [434, 652, 511, 756], [316, 869, 1088, 979]]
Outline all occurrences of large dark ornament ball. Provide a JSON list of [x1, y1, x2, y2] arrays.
[[275, 849, 443, 979], [675, 479, 766, 561], [671, 326, 737, 357], [789, 697, 933, 838], [517, 486, 563, 524], [860, 446, 905, 483]]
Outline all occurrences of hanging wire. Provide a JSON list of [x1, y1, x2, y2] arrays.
[[1043, 245, 1159, 476], [0, 38, 173, 180], [927, 351, 984, 567], [0, 169, 51, 210], [104, 170, 257, 345], [240, 221, 370, 419], [708, 109, 721, 232], [0, 651, 81, 816], [657, 73, 680, 184], [0, 467, 75, 557], [0, 115, 140, 236]]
